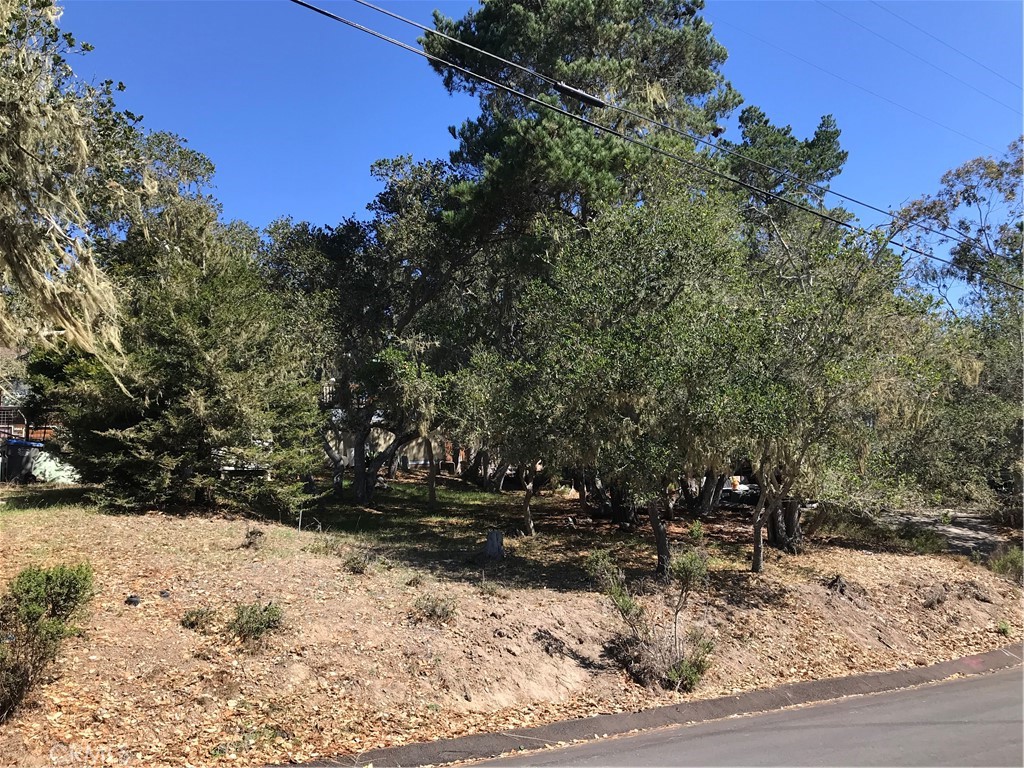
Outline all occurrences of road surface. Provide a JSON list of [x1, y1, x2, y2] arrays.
[[479, 667, 1023, 767]]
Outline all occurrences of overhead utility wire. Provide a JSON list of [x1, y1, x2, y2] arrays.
[[869, 1, 1022, 91], [713, 18, 1002, 154], [286, 0, 1023, 293], [817, 1, 1021, 115], [346, 0, 993, 260]]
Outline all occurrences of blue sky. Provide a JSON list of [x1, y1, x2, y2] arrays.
[[60, 1, 1022, 236]]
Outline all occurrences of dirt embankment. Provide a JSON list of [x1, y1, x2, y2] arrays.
[[0, 494, 1020, 767]]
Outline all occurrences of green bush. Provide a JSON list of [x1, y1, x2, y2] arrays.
[[997, 620, 1011, 637], [1, 563, 94, 722], [228, 602, 283, 644], [7, 564, 94, 623], [687, 520, 705, 544], [988, 546, 1023, 585]]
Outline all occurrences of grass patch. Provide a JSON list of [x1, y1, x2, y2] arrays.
[[1, 563, 94, 722], [988, 545, 1023, 585], [411, 594, 456, 625], [819, 511, 947, 554], [477, 579, 509, 599], [227, 602, 283, 645]]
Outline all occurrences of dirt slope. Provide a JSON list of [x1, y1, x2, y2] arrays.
[[0, 492, 1020, 767]]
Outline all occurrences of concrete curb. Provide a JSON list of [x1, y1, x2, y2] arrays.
[[289, 644, 1023, 768]]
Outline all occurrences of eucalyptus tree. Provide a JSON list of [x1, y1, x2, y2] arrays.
[[888, 139, 1023, 508]]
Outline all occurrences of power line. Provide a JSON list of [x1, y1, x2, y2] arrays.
[[285, 0, 1024, 293], [713, 18, 1002, 154], [869, 1, 1022, 91], [817, 0, 1021, 115], [345, 0, 994, 262]]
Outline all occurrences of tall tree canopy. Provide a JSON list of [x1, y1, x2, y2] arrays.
[[0, 0, 146, 349]]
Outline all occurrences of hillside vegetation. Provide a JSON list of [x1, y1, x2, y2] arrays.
[[0, 481, 1019, 766]]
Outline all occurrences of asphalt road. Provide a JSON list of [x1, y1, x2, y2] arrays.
[[479, 667, 1023, 767]]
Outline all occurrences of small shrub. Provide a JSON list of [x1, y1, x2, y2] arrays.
[[7, 564, 93, 623], [181, 607, 217, 633], [412, 594, 456, 625], [241, 527, 265, 550], [405, 574, 424, 588], [588, 548, 713, 691], [897, 522, 947, 555], [687, 520, 705, 544], [665, 627, 714, 692], [343, 550, 374, 575], [997, 620, 1011, 637], [228, 602, 283, 644], [1, 563, 94, 722], [478, 580, 509, 599], [304, 532, 346, 557], [988, 546, 1023, 585], [584, 550, 646, 637]]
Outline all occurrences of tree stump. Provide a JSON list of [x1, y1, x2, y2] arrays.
[[483, 529, 505, 560]]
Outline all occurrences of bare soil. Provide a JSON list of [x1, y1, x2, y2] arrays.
[[0, 480, 1020, 767]]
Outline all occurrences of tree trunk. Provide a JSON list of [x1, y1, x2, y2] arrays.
[[522, 464, 536, 536], [351, 430, 371, 504], [608, 481, 636, 525], [486, 462, 510, 492], [352, 429, 417, 506], [752, 518, 765, 573], [425, 437, 437, 509], [461, 448, 483, 484], [783, 498, 802, 553], [387, 450, 401, 480], [708, 473, 727, 513], [695, 469, 716, 514], [574, 469, 593, 513], [451, 442, 462, 474], [766, 499, 785, 549], [322, 433, 346, 496], [648, 499, 671, 577], [680, 475, 695, 506]]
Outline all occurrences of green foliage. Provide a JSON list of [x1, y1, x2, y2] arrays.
[[664, 627, 715, 692], [0, 0, 147, 349], [988, 546, 1023, 585], [887, 140, 1023, 507], [303, 532, 347, 558], [997, 620, 1011, 638], [181, 607, 217, 633], [687, 520, 705, 545], [477, 580, 509, 599], [0, 563, 94, 722], [411, 594, 456, 625], [29, 182, 321, 515], [342, 550, 374, 575], [6, 564, 94, 624], [227, 602, 283, 644], [669, 549, 708, 597]]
